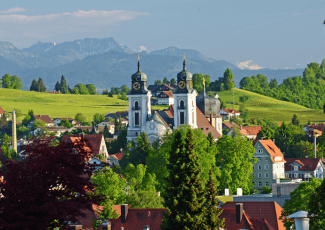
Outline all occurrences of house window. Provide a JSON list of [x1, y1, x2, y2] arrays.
[[265, 182, 269, 187], [264, 164, 269, 170], [258, 165, 261, 170], [258, 149, 263, 153], [258, 173, 262, 178], [265, 172, 269, 178], [258, 182, 262, 187], [180, 100, 185, 108], [180, 112, 185, 125], [285, 173, 289, 178], [258, 157, 261, 161], [135, 113, 139, 126], [294, 166, 298, 171], [265, 157, 268, 161], [135, 101, 139, 109], [253, 165, 255, 170], [294, 173, 299, 178]]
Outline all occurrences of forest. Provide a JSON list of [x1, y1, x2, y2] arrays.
[[239, 60, 325, 109]]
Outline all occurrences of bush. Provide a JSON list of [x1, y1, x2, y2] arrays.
[[261, 186, 272, 194]]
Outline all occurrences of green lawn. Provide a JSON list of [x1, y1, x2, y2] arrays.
[[1, 87, 323, 124], [218, 88, 325, 124]]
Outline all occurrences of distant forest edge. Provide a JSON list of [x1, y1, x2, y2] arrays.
[[238, 60, 325, 109]]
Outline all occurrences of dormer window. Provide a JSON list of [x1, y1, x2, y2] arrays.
[[294, 166, 298, 171]]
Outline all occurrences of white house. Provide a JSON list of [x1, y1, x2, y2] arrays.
[[220, 109, 241, 120], [157, 91, 174, 105]]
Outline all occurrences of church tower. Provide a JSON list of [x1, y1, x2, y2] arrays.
[[173, 56, 197, 129], [127, 55, 152, 141]]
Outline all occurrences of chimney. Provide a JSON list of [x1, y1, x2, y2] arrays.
[[286, 211, 309, 230], [210, 114, 213, 125], [67, 221, 83, 230], [12, 110, 17, 153], [236, 203, 243, 224], [143, 225, 150, 230], [101, 220, 111, 230], [121, 204, 128, 224]]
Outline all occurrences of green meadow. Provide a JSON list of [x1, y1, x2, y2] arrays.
[[0, 87, 324, 124], [218, 88, 325, 124]]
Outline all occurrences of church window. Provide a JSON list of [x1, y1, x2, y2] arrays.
[[135, 112, 139, 126], [180, 112, 185, 125], [180, 100, 185, 108], [135, 101, 139, 109]]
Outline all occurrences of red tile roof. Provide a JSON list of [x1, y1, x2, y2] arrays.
[[33, 115, 54, 124], [110, 208, 165, 230], [159, 91, 174, 98], [161, 83, 175, 90], [163, 105, 174, 118], [222, 109, 241, 114], [223, 122, 239, 129], [222, 202, 285, 230], [307, 123, 325, 132], [240, 126, 262, 136], [285, 158, 323, 171], [258, 140, 285, 163], [111, 152, 123, 161], [62, 134, 104, 156], [0, 107, 3, 115], [220, 208, 275, 230], [196, 107, 222, 139]]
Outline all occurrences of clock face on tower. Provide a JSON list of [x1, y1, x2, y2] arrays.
[[179, 81, 186, 89], [133, 82, 140, 90]]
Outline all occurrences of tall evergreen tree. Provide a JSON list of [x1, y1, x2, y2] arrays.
[[223, 68, 236, 90], [37, 78, 46, 92], [54, 81, 60, 91], [163, 77, 170, 85], [59, 75, 69, 94], [28, 110, 34, 117], [170, 78, 176, 85], [30, 79, 38, 91], [128, 132, 152, 166], [202, 170, 225, 230], [161, 129, 206, 230]]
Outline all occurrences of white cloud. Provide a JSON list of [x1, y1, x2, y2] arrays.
[[0, 10, 150, 42], [236, 60, 264, 70], [0, 7, 27, 14], [138, 46, 150, 53]]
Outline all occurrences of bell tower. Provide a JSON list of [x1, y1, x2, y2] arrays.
[[173, 54, 197, 129], [127, 55, 152, 141]]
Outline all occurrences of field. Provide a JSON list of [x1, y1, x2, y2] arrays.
[[0, 87, 324, 124], [218, 88, 325, 124], [0, 88, 166, 122]]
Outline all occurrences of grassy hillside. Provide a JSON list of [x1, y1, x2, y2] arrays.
[[218, 88, 325, 124], [1, 88, 323, 124]]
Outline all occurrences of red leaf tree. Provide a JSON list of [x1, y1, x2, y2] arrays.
[[0, 136, 102, 229]]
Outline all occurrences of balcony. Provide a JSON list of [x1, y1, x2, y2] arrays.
[[178, 106, 186, 109], [132, 106, 141, 110]]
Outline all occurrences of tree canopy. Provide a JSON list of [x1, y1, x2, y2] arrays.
[[1, 74, 23, 89]]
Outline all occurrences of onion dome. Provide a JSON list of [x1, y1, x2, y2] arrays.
[[132, 61, 147, 82], [177, 59, 192, 81]]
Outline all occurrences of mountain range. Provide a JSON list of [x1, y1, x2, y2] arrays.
[[0, 37, 305, 92]]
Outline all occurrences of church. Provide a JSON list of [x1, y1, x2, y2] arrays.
[[127, 58, 222, 143]]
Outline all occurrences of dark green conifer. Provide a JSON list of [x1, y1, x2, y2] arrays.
[[308, 179, 325, 228], [54, 81, 60, 91], [161, 128, 206, 230], [30, 79, 38, 91], [59, 75, 69, 94], [37, 78, 46, 92], [202, 170, 225, 230], [207, 132, 214, 147]]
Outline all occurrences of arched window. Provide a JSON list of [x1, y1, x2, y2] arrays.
[[180, 100, 185, 108], [180, 112, 185, 125], [135, 101, 139, 109], [135, 112, 139, 126]]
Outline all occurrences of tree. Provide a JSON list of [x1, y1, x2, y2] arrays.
[[28, 109, 34, 117], [118, 92, 128, 101], [193, 73, 211, 94], [269, 78, 278, 89], [0, 113, 8, 130], [30, 79, 38, 91], [54, 81, 60, 91], [102, 89, 109, 95], [75, 113, 87, 125], [13, 109, 23, 119], [163, 77, 170, 85], [32, 119, 47, 130], [91, 167, 126, 226], [161, 128, 206, 230], [93, 113, 105, 125], [86, 84, 96, 95], [22, 115, 31, 126], [59, 119, 72, 128], [128, 132, 152, 166], [37, 77, 46, 92], [202, 170, 225, 230], [72, 83, 90, 95], [257, 124, 275, 140], [106, 128, 128, 155], [223, 68, 235, 90], [0, 136, 101, 229], [261, 186, 272, 194], [239, 102, 250, 122], [215, 134, 256, 195], [1, 74, 22, 89], [59, 75, 69, 94], [308, 179, 325, 228], [280, 178, 322, 230], [120, 85, 130, 94], [154, 80, 162, 85], [291, 114, 300, 126], [170, 78, 176, 85]]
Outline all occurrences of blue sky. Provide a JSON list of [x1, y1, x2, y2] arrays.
[[1, 0, 325, 69]]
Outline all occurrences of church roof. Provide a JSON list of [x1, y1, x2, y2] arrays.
[[196, 91, 220, 116], [196, 107, 222, 139], [149, 111, 171, 129]]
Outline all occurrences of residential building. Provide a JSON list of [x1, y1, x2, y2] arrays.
[[109, 151, 123, 166], [253, 140, 286, 192], [222, 122, 239, 130], [32, 126, 72, 136], [149, 83, 175, 97], [221, 201, 285, 230], [27, 115, 55, 128], [157, 91, 174, 105], [105, 111, 128, 121], [285, 158, 324, 180], [227, 125, 262, 140], [220, 108, 241, 120], [53, 117, 81, 127], [97, 121, 115, 134], [0, 107, 3, 117]]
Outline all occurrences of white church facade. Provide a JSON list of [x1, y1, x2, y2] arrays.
[[127, 58, 222, 143]]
